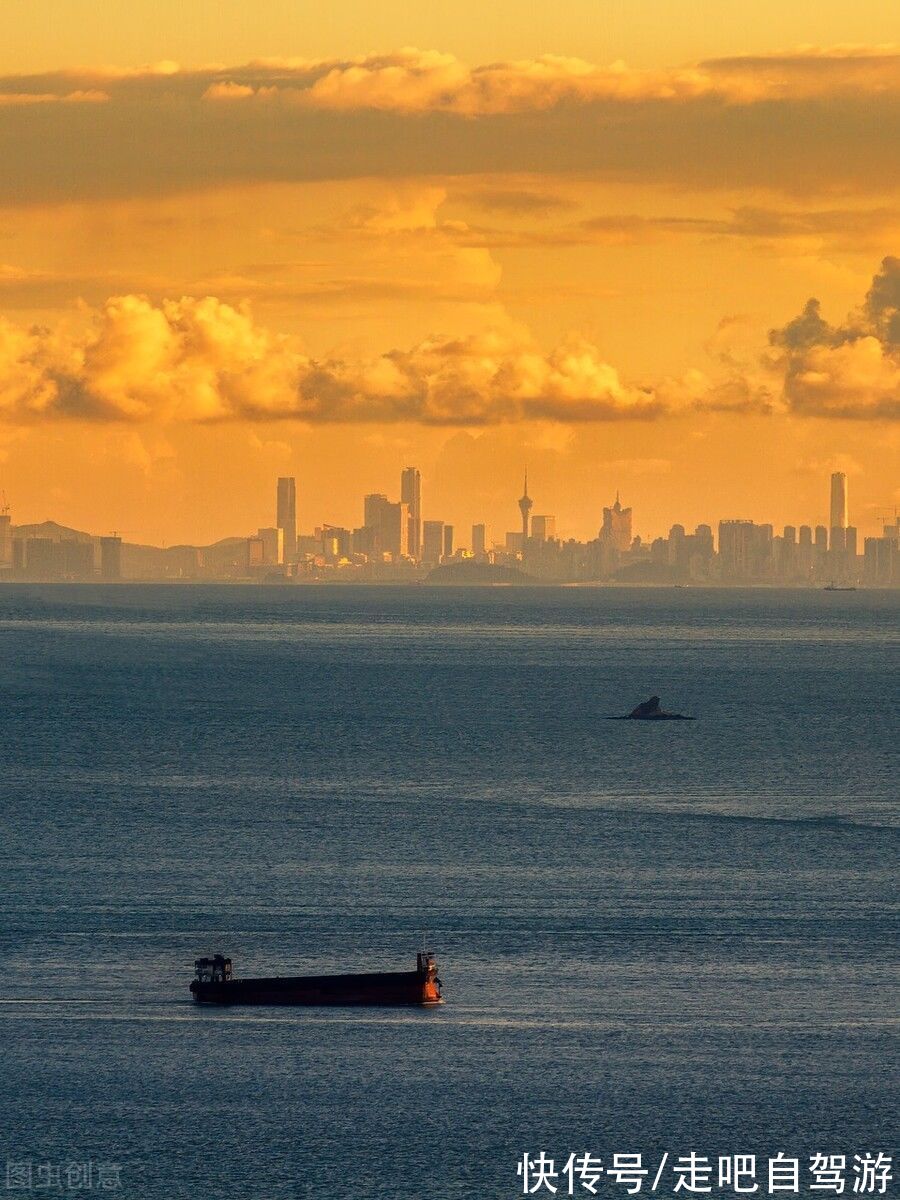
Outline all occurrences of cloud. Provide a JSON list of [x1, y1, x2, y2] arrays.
[[454, 205, 900, 251], [768, 256, 900, 418], [2, 269, 897, 427], [0, 46, 896, 201], [0, 89, 108, 106], [200, 46, 900, 114], [457, 187, 577, 216], [0, 294, 679, 425]]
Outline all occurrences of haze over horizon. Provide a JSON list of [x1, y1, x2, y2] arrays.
[[0, 1, 897, 545]]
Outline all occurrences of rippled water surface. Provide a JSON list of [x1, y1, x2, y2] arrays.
[[1, 584, 897, 1198]]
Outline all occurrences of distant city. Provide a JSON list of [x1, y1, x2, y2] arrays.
[[0, 469, 897, 587]]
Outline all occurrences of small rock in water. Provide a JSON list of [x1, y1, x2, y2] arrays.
[[626, 696, 694, 720]]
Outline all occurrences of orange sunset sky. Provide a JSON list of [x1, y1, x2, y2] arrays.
[[0, 0, 898, 546]]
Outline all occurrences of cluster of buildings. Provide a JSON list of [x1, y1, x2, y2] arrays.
[[0, 470, 897, 586], [231, 468, 899, 587], [0, 505, 123, 581]]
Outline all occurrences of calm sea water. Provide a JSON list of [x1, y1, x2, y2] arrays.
[[1, 584, 897, 1199]]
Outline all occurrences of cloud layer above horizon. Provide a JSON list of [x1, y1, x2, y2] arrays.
[[1, 46, 898, 201], [1, 260, 896, 425]]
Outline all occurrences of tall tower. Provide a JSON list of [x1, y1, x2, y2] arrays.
[[830, 472, 848, 530], [400, 467, 422, 560], [829, 471, 848, 553], [518, 471, 533, 542], [277, 477, 297, 563]]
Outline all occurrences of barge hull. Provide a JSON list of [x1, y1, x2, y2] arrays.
[[190, 969, 442, 1007]]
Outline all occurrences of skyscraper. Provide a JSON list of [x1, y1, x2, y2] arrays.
[[518, 472, 533, 541], [383, 502, 409, 559], [600, 493, 632, 552], [364, 494, 408, 558], [277, 477, 297, 563], [0, 505, 11, 566], [717, 520, 755, 579], [422, 521, 444, 565], [256, 527, 284, 565], [472, 523, 486, 559], [531, 515, 556, 542], [364, 493, 388, 531], [830, 472, 848, 549], [100, 535, 122, 580], [400, 467, 422, 561]]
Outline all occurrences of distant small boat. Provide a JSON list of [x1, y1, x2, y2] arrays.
[[824, 583, 857, 591], [189, 949, 444, 1007]]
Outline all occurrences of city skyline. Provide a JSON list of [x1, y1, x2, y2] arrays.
[[2, 459, 897, 549], [2, 466, 897, 586]]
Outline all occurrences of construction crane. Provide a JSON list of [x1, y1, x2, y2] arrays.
[[873, 506, 899, 532]]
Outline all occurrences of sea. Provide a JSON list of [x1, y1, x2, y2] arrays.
[[0, 584, 897, 1199]]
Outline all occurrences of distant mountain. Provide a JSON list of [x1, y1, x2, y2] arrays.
[[12, 521, 95, 544], [10, 522, 250, 578], [12, 522, 245, 553]]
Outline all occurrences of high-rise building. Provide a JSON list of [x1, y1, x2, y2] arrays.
[[667, 523, 687, 568], [383, 502, 409, 559], [400, 467, 422, 561], [320, 526, 351, 560], [718, 520, 755, 579], [0, 509, 11, 566], [422, 520, 444, 565], [443, 525, 454, 559], [364, 494, 408, 558], [600, 493, 632, 552], [276, 477, 297, 563], [364, 493, 387, 530], [352, 526, 377, 557], [63, 541, 95, 579], [100, 535, 122, 580], [25, 538, 61, 579], [830, 472, 848, 548], [777, 525, 797, 580], [830, 471, 848, 529], [256, 527, 284, 565], [472, 523, 486, 559], [518, 472, 533, 541], [864, 534, 898, 585], [694, 524, 714, 558], [531, 515, 556, 542], [795, 524, 814, 579]]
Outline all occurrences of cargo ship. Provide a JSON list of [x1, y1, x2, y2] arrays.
[[189, 950, 443, 1007]]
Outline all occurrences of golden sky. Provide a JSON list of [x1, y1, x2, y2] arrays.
[[0, 1, 898, 545]]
